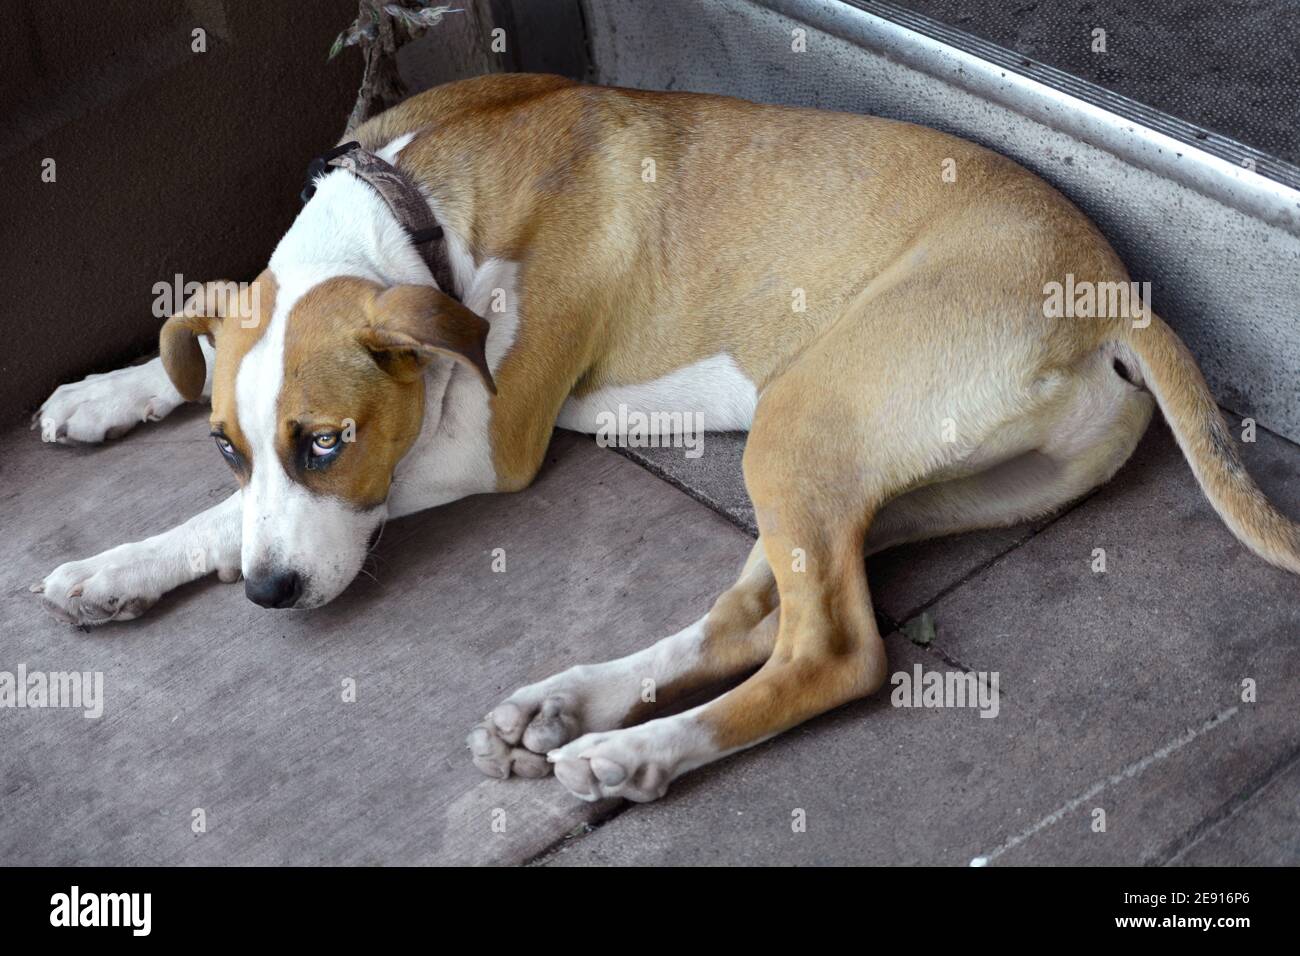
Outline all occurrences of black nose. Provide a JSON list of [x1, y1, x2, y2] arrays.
[[245, 570, 304, 609]]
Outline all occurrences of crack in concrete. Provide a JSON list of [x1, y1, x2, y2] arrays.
[[523, 802, 630, 867], [893, 485, 1104, 626], [970, 705, 1239, 866]]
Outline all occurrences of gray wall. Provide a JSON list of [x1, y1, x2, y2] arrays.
[[1, 0, 363, 425], [1, 0, 591, 427]]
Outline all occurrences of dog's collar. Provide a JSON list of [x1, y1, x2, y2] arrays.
[[301, 140, 459, 301]]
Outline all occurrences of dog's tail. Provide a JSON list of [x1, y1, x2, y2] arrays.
[[1116, 314, 1300, 574]]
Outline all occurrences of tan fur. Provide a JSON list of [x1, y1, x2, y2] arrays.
[[275, 278, 490, 509], [160, 272, 493, 508], [349, 76, 1133, 486], [208, 274, 276, 465], [344, 75, 1298, 765], [1121, 316, 1300, 573], [357, 284, 495, 394]]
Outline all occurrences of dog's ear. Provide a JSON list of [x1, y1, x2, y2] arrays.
[[159, 283, 232, 402], [358, 285, 496, 394]]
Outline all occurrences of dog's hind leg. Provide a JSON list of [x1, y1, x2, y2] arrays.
[[542, 272, 1106, 801], [543, 285, 950, 801], [866, 350, 1155, 554], [547, 385, 892, 801], [490, 441, 1129, 784], [519, 352, 1155, 791], [33, 280, 234, 443], [468, 539, 782, 779]]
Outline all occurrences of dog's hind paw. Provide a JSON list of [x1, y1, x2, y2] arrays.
[[36, 545, 166, 626], [34, 360, 183, 444], [547, 726, 679, 803], [466, 723, 552, 779], [467, 691, 587, 780]]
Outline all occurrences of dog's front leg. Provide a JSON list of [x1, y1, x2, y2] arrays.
[[35, 344, 214, 444], [34, 278, 245, 444], [36, 492, 242, 626]]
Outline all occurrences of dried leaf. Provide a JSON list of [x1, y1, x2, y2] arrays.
[[329, 3, 460, 62], [327, 29, 348, 61], [901, 612, 937, 647]]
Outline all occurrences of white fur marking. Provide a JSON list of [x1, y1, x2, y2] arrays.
[[377, 132, 416, 162], [232, 161, 433, 606], [387, 258, 521, 517], [231, 131, 511, 598], [556, 353, 757, 434]]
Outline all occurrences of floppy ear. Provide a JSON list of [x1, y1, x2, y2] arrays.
[[160, 312, 218, 401], [358, 285, 496, 395], [159, 285, 229, 402]]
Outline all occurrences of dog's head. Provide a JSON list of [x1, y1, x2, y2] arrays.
[[160, 272, 494, 609]]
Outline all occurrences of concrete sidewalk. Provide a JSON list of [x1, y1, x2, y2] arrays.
[[0, 411, 750, 865], [555, 421, 1300, 865], [1, 407, 1296, 865]]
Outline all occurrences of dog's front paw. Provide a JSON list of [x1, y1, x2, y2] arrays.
[[467, 692, 585, 781], [34, 545, 169, 625], [34, 361, 182, 444]]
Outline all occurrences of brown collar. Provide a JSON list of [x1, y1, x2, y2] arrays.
[[301, 141, 459, 301]]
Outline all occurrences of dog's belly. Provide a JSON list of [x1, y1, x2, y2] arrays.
[[556, 353, 758, 434]]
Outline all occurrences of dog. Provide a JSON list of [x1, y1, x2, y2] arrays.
[[33, 74, 1300, 802]]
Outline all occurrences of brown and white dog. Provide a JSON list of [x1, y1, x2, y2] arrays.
[[33, 74, 1300, 802]]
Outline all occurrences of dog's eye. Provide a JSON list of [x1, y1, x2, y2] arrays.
[[310, 432, 341, 457], [213, 436, 234, 456]]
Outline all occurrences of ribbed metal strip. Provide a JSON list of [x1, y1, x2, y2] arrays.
[[842, 0, 1300, 191]]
